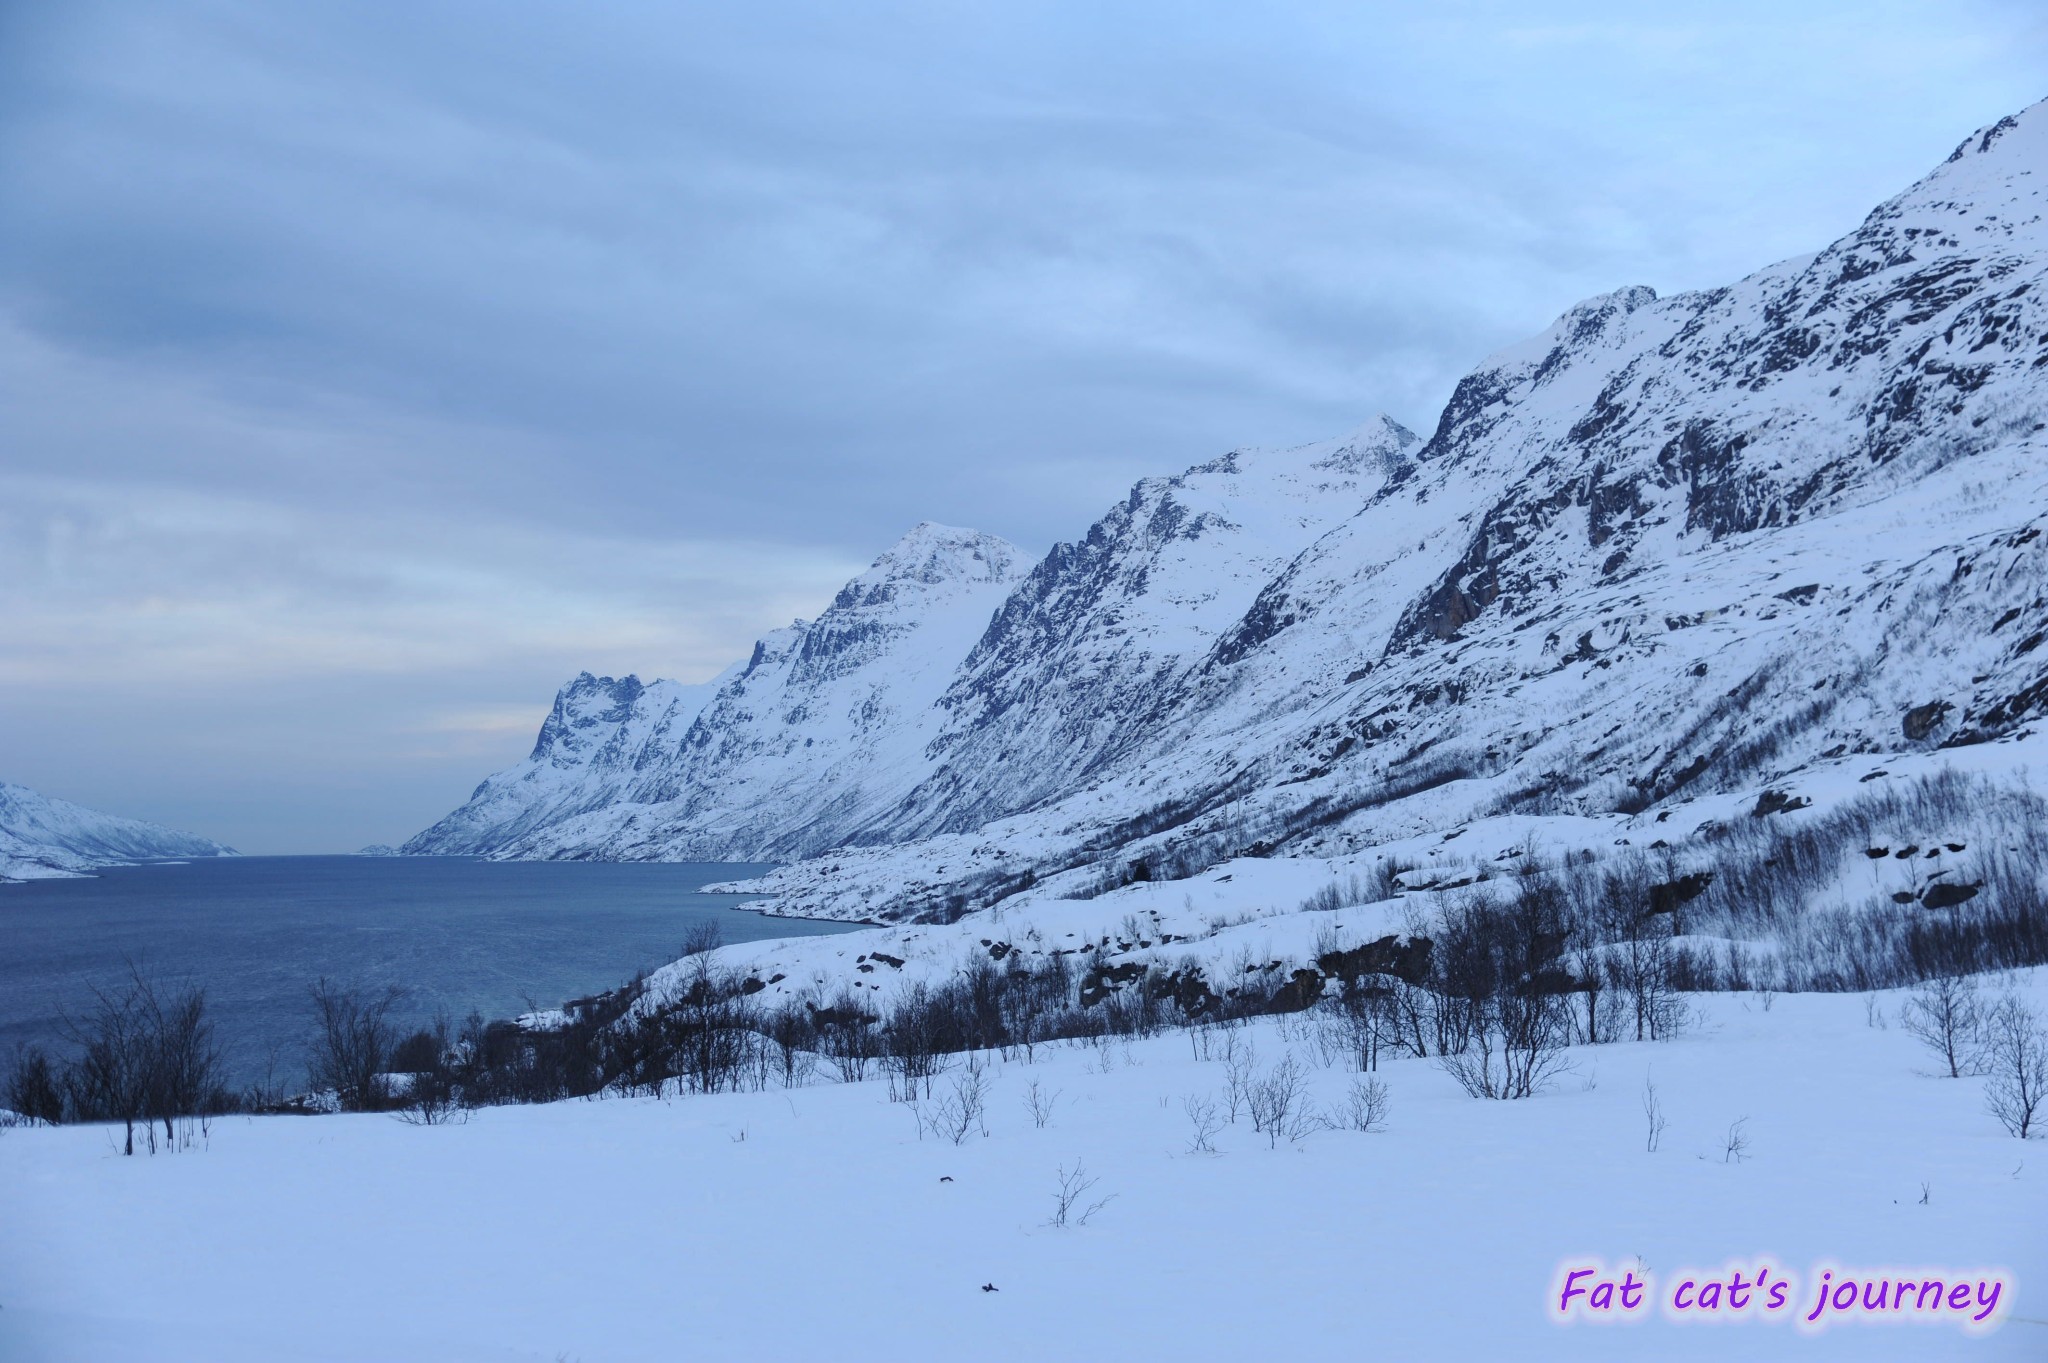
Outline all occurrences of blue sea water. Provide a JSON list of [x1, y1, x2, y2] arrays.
[[0, 855, 859, 1088]]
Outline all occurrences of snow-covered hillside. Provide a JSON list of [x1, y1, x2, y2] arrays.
[[403, 418, 1423, 870], [414, 100, 2048, 935], [708, 99, 2048, 922], [399, 672, 727, 858], [0, 782, 234, 882], [405, 523, 1027, 860]]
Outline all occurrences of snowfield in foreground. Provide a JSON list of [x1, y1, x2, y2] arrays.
[[4, 976, 2043, 1362]]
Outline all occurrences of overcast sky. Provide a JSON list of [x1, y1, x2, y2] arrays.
[[2, 1, 2043, 853]]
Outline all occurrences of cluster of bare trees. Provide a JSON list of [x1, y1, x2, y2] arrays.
[[910, 1056, 991, 1144], [307, 978, 406, 1112], [5, 965, 227, 1154], [1304, 874, 1675, 1102], [1899, 973, 2047, 1138], [1181, 1029, 1392, 1150], [1426, 887, 1579, 1100]]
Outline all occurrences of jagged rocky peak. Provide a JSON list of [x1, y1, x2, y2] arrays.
[[1931, 96, 2047, 192], [1311, 413, 1421, 475], [887, 416, 1426, 835], [832, 522, 1024, 610], [792, 523, 1025, 683], [531, 672, 649, 764], [1180, 411, 1419, 490], [1382, 99, 2048, 651], [1410, 283, 1659, 468]]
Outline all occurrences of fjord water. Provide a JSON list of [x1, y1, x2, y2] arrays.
[[0, 855, 860, 1088]]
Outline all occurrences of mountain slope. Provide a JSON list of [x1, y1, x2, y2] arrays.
[[0, 782, 236, 882], [417, 99, 2048, 925], [404, 523, 1027, 860], [708, 98, 2048, 918], [399, 672, 728, 857], [882, 415, 1418, 837]]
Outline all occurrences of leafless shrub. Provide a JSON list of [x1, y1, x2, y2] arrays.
[[929, 1057, 990, 1145], [59, 965, 227, 1154], [815, 992, 880, 1083], [678, 919, 724, 958], [1587, 874, 1687, 1042], [1721, 1116, 1751, 1163], [1341, 1077, 1390, 1133], [133, 973, 224, 1147], [644, 960, 772, 1096], [1246, 1055, 1322, 1147], [60, 985, 150, 1154], [882, 983, 955, 1101], [1183, 1093, 1223, 1153], [392, 1071, 465, 1125], [1049, 1161, 1115, 1228], [1187, 1016, 1241, 1062], [391, 1014, 464, 1125], [1317, 980, 1401, 1073], [1433, 889, 1576, 1100], [1022, 1080, 1060, 1130], [1642, 1075, 1668, 1153], [4, 1045, 62, 1127], [1983, 996, 2047, 1139], [765, 1003, 819, 1089], [308, 978, 406, 1113], [1901, 973, 1985, 1078], [1221, 1035, 1257, 1123]]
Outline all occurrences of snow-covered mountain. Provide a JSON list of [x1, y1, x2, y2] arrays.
[[887, 415, 1417, 838], [400, 671, 727, 858], [405, 523, 1028, 860], [414, 100, 2048, 923], [0, 782, 235, 882]]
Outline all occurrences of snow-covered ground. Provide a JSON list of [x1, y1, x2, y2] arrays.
[[3, 976, 2042, 1361]]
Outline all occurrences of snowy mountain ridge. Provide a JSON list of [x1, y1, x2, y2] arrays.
[[413, 99, 2048, 926], [406, 522, 1030, 861], [0, 781, 236, 882]]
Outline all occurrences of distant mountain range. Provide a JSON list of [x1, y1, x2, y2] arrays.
[[0, 782, 235, 882], [409, 99, 2048, 922]]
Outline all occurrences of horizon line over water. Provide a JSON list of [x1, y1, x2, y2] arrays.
[[1, 854, 861, 1089]]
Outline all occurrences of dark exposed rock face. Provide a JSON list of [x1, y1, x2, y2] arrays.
[[1921, 882, 1982, 910], [1903, 701, 1953, 742], [1752, 790, 1814, 818], [1648, 873, 1715, 915], [1315, 935, 1434, 988]]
